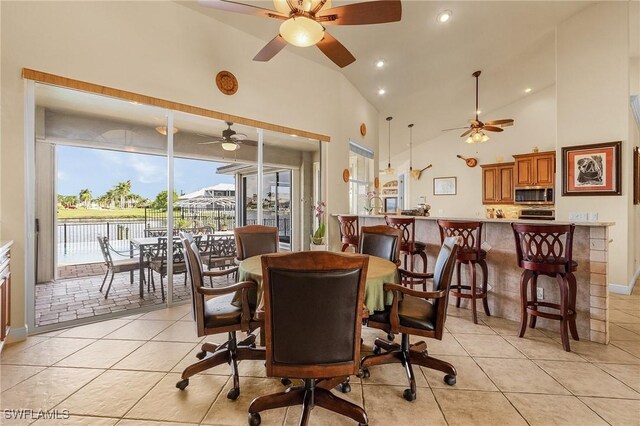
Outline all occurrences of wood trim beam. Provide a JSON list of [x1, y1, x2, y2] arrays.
[[22, 68, 330, 142]]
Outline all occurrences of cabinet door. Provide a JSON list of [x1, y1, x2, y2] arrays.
[[482, 167, 497, 203], [515, 158, 534, 186], [499, 166, 514, 202], [535, 154, 555, 185]]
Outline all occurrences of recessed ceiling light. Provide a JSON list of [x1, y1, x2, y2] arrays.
[[376, 59, 385, 68], [476, 110, 482, 115], [524, 88, 532, 93], [290, 134, 298, 137], [378, 88, 386, 95], [437, 10, 452, 23]]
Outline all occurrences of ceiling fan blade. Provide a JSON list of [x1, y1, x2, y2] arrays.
[[239, 139, 258, 147], [484, 119, 514, 127], [253, 35, 288, 62], [482, 126, 504, 132], [198, 0, 287, 19], [316, 32, 355, 68], [460, 129, 473, 138], [442, 126, 469, 132], [198, 140, 223, 145], [317, 0, 402, 25]]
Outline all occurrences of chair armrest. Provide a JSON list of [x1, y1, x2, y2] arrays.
[[203, 266, 239, 277], [398, 268, 434, 280], [383, 283, 447, 300], [196, 280, 256, 296]]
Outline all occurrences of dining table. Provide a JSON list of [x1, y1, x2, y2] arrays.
[[236, 253, 400, 319]]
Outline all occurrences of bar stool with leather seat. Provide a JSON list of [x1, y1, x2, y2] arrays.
[[511, 223, 579, 352], [385, 216, 428, 289], [437, 220, 490, 324], [338, 215, 359, 252]]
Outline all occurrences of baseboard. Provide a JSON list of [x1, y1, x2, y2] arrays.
[[6, 325, 28, 343]]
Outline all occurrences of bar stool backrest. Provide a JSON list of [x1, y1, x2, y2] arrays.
[[437, 220, 483, 259], [511, 223, 575, 274], [384, 216, 416, 252], [337, 215, 359, 247]]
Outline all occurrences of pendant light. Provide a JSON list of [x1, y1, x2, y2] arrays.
[[384, 116, 395, 175], [408, 124, 419, 180]]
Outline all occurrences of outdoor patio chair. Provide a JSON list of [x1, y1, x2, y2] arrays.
[[201, 234, 237, 283], [97, 235, 146, 299], [147, 237, 187, 301]]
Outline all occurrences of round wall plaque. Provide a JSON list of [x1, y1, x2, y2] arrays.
[[374, 177, 380, 189], [216, 71, 238, 95], [360, 123, 367, 136], [342, 169, 351, 183]]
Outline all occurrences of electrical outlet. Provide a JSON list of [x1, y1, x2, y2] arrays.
[[536, 287, 544, 300], [588, 212, 599, 222]]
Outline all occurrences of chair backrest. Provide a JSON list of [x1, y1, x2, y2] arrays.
[[359, 225, 401, 264], [151, 237, 186, 267], [181, 233, 207, 336], [205, 234, 237, 258], [338, 215, 359, 244], [234, 225, 278, 260], [437, 220, 482, 257], [384, 216, 416, 251], [511, 223, 575, 274], [96, 235, 113, 267], [261, 251, 369, 379], [431, 236, 462, 318]]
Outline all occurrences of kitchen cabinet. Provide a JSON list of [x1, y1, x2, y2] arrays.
[[0, 241, 12, 352], [481, 162, 514, 204], [513, 151, 555, 187]]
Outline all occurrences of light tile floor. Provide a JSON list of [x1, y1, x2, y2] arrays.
[[2, 290, 639, 425]]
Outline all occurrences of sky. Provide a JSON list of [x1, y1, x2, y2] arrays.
[[56, 145, 234, 200]]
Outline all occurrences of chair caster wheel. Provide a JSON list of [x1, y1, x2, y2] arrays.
[[281, 378, 292, 386], [403, 389, 416, 401], [196, 351, 206, 360], [248, 412, 261, 426], [338, 383, 351, 393], [387, 333, 394, 341], [358, 423, 368, 426], [372, 345, 381, 355], [444, 374, 456, 386], [227, 388, 240, 400], [359, 368, 370, 379], [175, 379, 189, 390]]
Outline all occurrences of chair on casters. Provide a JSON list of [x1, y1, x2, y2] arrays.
[[360, 237, 461, 401], [437, 220, 490, 324], [175, 233, 264, 398], [247, 251, 369, 426], [511, 223, 579, 352], [385, 216, 429, 289], [234, 225, 279, 263], [338, 215, 360, 252], [359, 225, 402, 266]]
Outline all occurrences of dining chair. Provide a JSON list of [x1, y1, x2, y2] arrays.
[[234, 225, 279, 262], [97, 235, 145, 299], [247, 251, 369, 426], [359, 225, 401, 266], [176, 233, 264, 398], [360, 236, 461, 401]]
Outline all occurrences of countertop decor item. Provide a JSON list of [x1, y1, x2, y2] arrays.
[[215, 70, 238, 95], [311, 201, 326, 245]]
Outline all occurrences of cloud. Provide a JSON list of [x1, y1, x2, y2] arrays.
[[128, 158, 165, 184]]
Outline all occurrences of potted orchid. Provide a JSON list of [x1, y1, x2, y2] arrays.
[[310, 200, 327, 249]]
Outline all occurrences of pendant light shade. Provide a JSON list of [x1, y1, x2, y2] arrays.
[[384, 116, 395, 175]]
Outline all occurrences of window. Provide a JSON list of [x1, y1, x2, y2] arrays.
[[348, 141, 374, 214]]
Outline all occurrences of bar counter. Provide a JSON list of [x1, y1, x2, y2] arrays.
[[331, 214, 614, 344]]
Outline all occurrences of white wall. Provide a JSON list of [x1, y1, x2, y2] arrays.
[[379, 85, 557, 218], [0, 1, 379, 335], [556, 1, 631, 288]]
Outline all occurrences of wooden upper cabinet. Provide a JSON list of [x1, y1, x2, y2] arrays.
[[513, 151, 556, 187], [481, 162, 514, 204]]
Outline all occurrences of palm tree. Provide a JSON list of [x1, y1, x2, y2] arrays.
[[78, 188, 92, 208], [114, 180, 132, 208]]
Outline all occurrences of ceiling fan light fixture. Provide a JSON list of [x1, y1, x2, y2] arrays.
[[221, 141, 240, 151], [279, 16, 324, 47], [481, 133, 490, 143]]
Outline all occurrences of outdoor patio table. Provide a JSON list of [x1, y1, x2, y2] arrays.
[[236, 253, 399, 319]]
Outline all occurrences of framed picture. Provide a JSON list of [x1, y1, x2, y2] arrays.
[[561, 141, 621, 196], [634, 146, 640, 205], [433, 176, 457, 195]]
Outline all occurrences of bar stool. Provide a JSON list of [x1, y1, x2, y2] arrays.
[[385, 216, 428, 289], [511, 223, 579, 352], [337, 215, 359, 252], [437, 220, 490, 324]]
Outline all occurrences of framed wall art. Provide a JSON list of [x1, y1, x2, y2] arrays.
[[634, 146, 640, 205], [561, 141, 621, 196], [433, 176, 457, 195]]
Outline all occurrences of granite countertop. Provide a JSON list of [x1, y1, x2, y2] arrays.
[[331, 214, 614, 227]]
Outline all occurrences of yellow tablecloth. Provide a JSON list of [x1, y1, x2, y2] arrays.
[[236, 254, 399, 314]]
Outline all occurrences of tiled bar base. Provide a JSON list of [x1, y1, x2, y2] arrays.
[[333, 215, 612, 344]]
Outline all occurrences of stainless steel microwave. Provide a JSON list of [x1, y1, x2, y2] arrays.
[[514, 187, 554, 205]]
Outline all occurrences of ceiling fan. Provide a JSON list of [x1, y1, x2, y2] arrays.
[[443, 70, 514, 144], [198, 121, 258, 151], [198, 0, 402, 68]]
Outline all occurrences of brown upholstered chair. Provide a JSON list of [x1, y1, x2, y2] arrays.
[[384, 216, 429, 285], [512, 223, 579, 351], [175, 234, 264, 399], [234, 225, 279, 263], [97, 235, 145, 299], [247, 252, 369, 426], [338, 215, 360, 252], [361, 236, 461, 401], [359, 225, 401, 266]]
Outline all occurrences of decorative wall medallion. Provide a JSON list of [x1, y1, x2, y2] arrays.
[[215, 71, 238, 95], [374, 176, 380, 189], [342, 168, 351, 183], [360, 123, 367, 136]]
